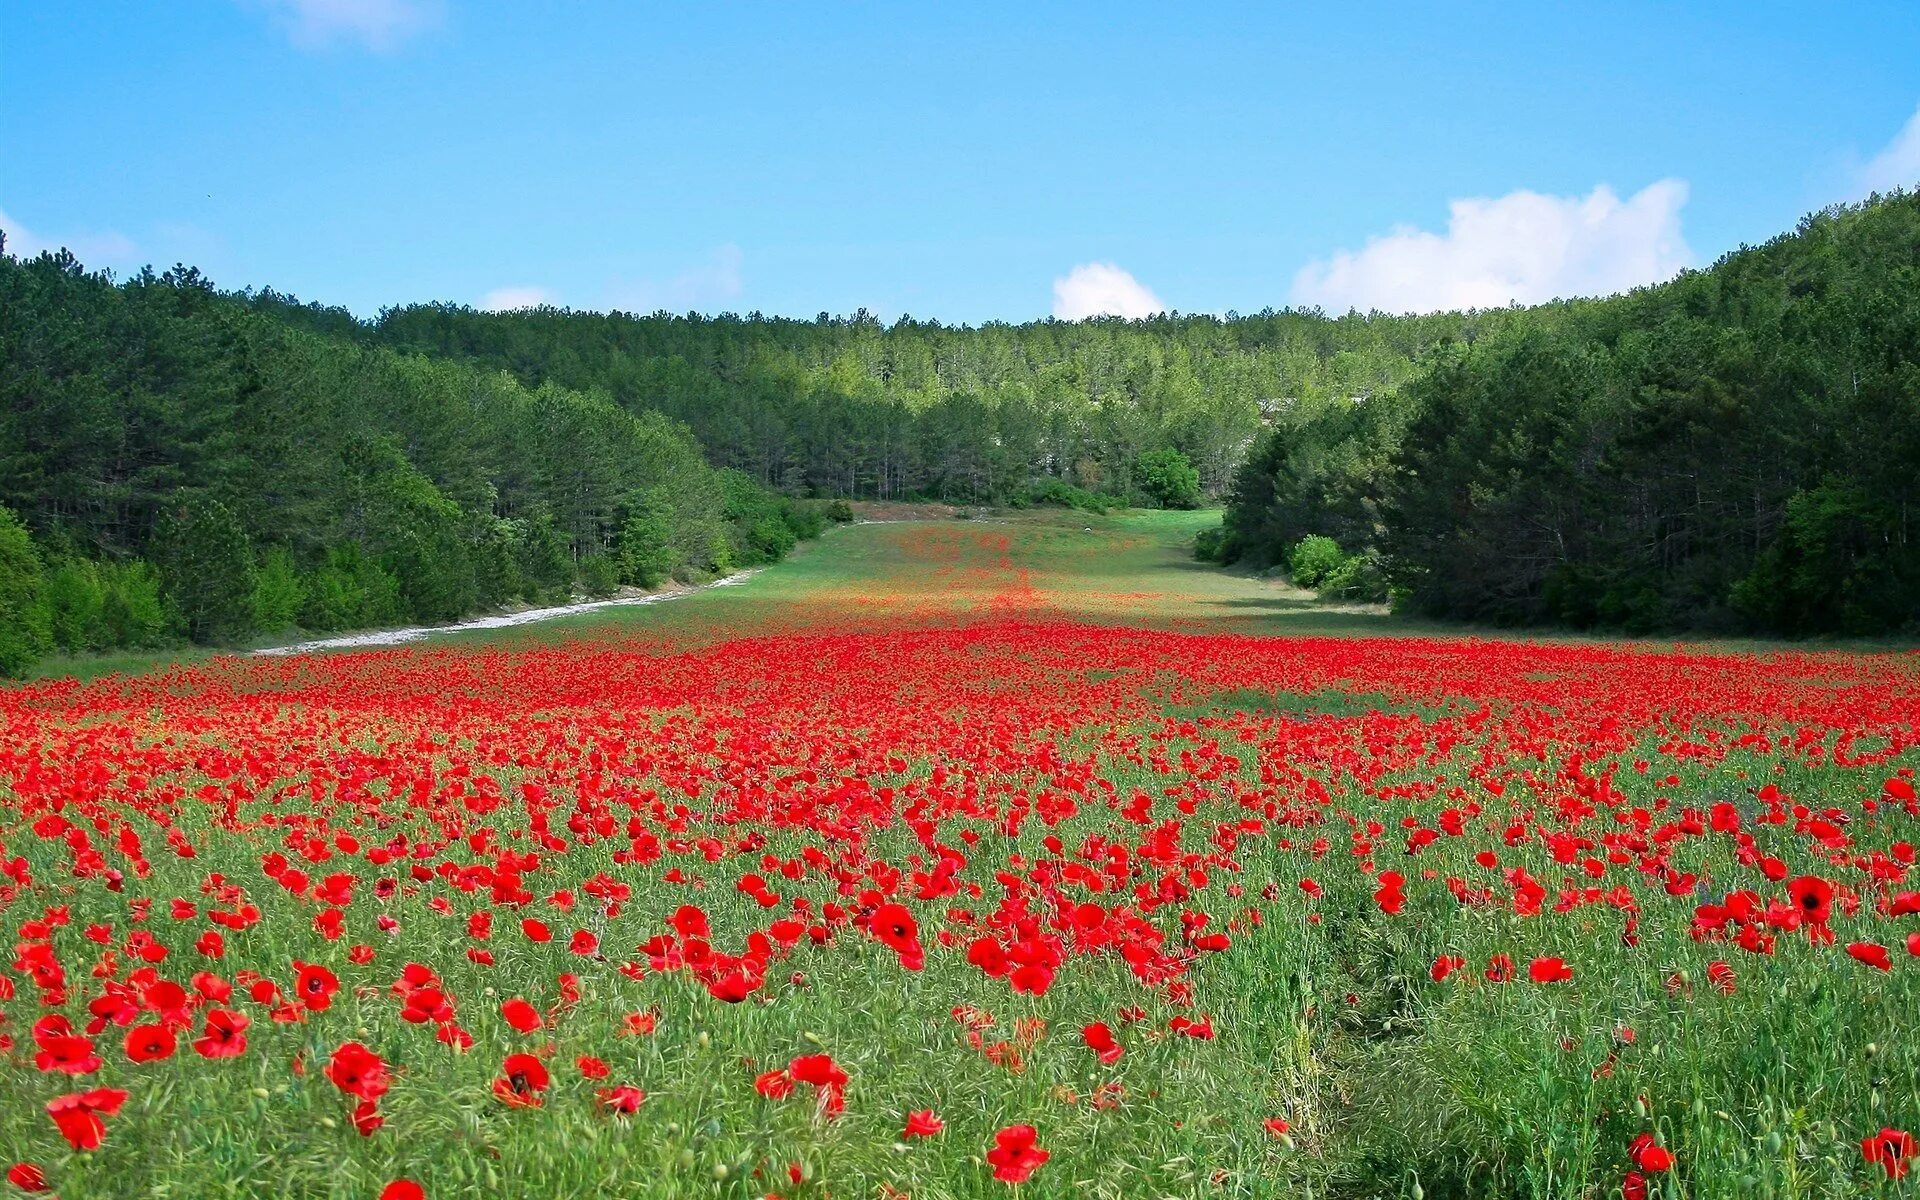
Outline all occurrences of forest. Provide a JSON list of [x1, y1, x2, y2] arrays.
[[3, 191, 1915, 677], [0, 247, 828, 675], [0, 237, 1502, 675], [1215, 191, 1920, 637]]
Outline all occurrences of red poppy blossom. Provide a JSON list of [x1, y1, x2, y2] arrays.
[[492, 1053, 550, 1107], [986, 1124, 1050, 1183], [1862, 1127, 1916, 1179], [292, 961, 340, 1011], [5, 1163, 49, 1192], [326, 1042, 391, 1102], [379, 1181, 425, 1200], [1081, 1021, 1122, 1065], [1528, 956, 1574, 984], [192, 1009, 249, 1058], [904, 1109, 945, 1138], [1629, 1133, 1673, 1172], [124, 1023, 176, 1064], [46, 1088, 129, 1151], [597, 1085, 647, 1114], [500, 998, 542, 1033], [1846, 941, 1893, 971], [1786, 875, 1834, 925]]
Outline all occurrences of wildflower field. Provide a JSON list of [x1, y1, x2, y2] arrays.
[[3, 512, 1918, 1199]]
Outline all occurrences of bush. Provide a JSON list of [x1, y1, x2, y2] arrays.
[[301, 544, 402, 632], [0, 505, 50, 676], [1135, 448, 1203, 509], [155, 493, 257, 643], [577, 554, 619, 599], [825, 499, 855, 523], [1023, 478, 1111, 514], [1287, 535, 1346, 589], [251, 547, 307, 634], [1321, 550, 1389, 602], [96, 560, 170, 648], [1190, 522, 1236, 560], [780, 499, 827, 541], [40, 558, 107, 654]]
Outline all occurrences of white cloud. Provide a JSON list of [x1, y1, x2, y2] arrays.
[[480, 285, 557, 312], [0, 205, 140, 266], [1051, 262, 1166, 320], [1856, 104, 1920, 198], [1290, 180, 1694, 315], [608, 245, 744, 314], [248, 0, 443, 52]]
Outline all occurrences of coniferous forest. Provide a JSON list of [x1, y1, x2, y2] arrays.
[[3, 191, 1917, 677]]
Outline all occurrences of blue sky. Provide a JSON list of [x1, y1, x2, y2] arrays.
[[4, 2, 1919, 321]]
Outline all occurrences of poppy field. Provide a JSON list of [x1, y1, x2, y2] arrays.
[[3, 516, 1919, 1198]]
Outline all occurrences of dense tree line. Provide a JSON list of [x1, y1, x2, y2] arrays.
[[250, 293, 1498, 505], [0, 245, 825, 675], [1216, 192, 1920, 637]]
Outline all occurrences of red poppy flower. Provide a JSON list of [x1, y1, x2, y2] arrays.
[[577, 1056, 609, 1080], [754, 1069, 794, 1099], [326, 1042, 391, 1103], [1263, 1117, 1292, 1139], [1081, 1021, 1122, 1065], [379, 1180, 425, 1200], [1528, 956, 1573, 984], [1430, 954, 1465, 982], [904, 1109, 945, 1138], [192, 1009, 249, 1058], [492, 1053, 550, 1107], [1862, 1127, 1916, 1179], [124, 1023, 176, 1064], [868, 902, 925, 970], [597, 1085, 647, 1114], [5, 1163, 49, 1192], [1485, 954, 1514, 982], [1786, 875, 1834, 925], [986, 1124, 1050, 1183], [46, 1088, 129, 1151], [292, 961, 340, 1012], [1846, 941, 1893, 971], [790, 1053, 848, 1089], [500, 998, 542, 1033], [1628, 1133, 1673, 1172]]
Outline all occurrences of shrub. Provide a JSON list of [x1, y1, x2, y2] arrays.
[[577, 554, 619, 599], [1321, 550, 1389, 602], [1024, 479, 1110, 514], [96, 560, 170, 648], [251, 547, 307, 634], [154, 494, 257, 643], [1287, 535, 1346, 589], [0, 505, 50, 676], [825, 499, 855, 523], [1193, 526, 1228, 564], [1135, 449, 1203, 509], [40, 558, 107, 654]]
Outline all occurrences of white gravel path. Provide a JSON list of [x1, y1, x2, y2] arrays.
[[252, 570, 761, 657]]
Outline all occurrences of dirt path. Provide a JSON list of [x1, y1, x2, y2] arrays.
[[252, 571, 761, 656]]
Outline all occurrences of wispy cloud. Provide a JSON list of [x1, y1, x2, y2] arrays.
[[1051, 262, 1165, 320], [479, 285, 557, 312], [1291, 180, 1693, 314], [0, 205, 140, 266], [1855, 104, 1920, 198], [607, 245, 744, 314], [247, 0, 444, 52]]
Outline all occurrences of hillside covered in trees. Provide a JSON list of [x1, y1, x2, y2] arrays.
[[0, 246, 827, 675], [1215, 191, 1920, 637], [253, 294, 1501, 504]]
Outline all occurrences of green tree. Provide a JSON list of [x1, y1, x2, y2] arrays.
[[0, 504, 50, 675], [154, 493, 257, 643], [1135, 448, 1202, 509]]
